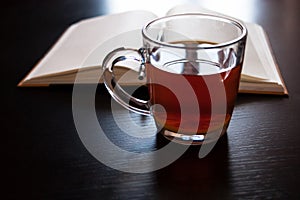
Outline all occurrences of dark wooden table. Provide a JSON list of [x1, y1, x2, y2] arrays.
[[7, 0, 300, 199]]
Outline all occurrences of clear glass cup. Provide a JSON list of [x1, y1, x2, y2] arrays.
[[102, 14, 247, 145]]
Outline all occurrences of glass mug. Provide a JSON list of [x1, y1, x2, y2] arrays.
[[102, 14, 247, 145]]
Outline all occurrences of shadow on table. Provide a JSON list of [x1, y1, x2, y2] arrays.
[[152, 133, 232, 199], [235, 92, 288, 106]]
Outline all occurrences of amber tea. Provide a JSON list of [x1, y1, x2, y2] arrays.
[[146, 41, 242, 143]]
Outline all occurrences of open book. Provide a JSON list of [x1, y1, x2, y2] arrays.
[[18, 5, 288, 95]]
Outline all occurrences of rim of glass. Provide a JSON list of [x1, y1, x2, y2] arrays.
[[142, 13, 247, 50]]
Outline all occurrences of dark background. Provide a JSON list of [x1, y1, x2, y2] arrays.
[[5, 0, 300, 199]]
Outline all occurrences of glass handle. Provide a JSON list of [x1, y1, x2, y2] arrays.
[[102, 47, 151, 115]]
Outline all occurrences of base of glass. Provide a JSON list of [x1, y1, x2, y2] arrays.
[[161, 128, 227, 145]]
